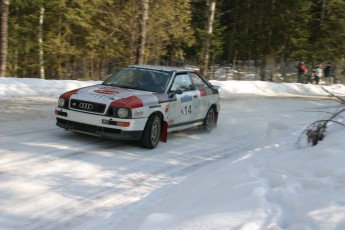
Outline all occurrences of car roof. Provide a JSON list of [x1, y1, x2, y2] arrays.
[[128, 64, 196, 73]]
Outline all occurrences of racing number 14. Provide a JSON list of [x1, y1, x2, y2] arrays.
[[181, 105, 192, 115]]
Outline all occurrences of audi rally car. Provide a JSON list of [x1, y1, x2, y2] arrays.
[[55, 65, 220, 149]]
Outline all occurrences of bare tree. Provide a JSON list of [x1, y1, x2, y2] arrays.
[[136, 0, 149, 64], [39, 6, 45, 79], [202, 0, 216, 79], [1, 0, 9, 77]]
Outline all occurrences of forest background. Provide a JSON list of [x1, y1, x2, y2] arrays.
[[1, 0, 345, 83]]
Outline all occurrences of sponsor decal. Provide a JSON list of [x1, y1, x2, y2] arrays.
[[149, 104, 161, 109], [199, 88, 207, 96], [94, 88, 123, 94], [110, 95, 144, 109], [168, 119, 175, 125], [194, 98, 209, 108], [133, 111, 144, 116], [181, 95, 193, 103]]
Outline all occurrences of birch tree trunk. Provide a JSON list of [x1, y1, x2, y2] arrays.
[[1, 0, 9, 77], [202, 0, 216, 79], [136, 0, 149, 64], [39, 6, 45, 79]]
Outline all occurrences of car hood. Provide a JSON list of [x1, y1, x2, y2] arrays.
[[63, 84, 162, 109]]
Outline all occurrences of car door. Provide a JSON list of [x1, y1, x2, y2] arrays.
[[168, 73, 199, 127], [189, 72, 212, 120]]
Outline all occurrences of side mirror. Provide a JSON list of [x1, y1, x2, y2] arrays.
[[174, 89, 183, 95], [169, 89, 183, 98]]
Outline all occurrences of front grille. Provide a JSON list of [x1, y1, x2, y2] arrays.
[[74, 121, 100, 132], [57, 118, 121, 134], [103, 127, 121, 134], [70, 99, 106, 114]]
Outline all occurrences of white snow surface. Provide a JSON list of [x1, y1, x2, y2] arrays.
[[1, 77, 345, 230]]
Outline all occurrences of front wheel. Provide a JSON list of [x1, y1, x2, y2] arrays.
[[203, 107, 216, 132], [141, 114, 161, 149]]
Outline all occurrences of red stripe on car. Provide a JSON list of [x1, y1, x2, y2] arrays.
[[61, 89, 79, 99], [111, 95, 144, 109]]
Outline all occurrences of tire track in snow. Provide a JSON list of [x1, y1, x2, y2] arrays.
[[1, 131, 253, 229], [1, 97, 261, 229], [28, 136, 254, 230]]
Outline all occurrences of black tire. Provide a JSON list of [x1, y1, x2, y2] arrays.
[[203, 107, 216, 132], [141, 114, 161, 149]]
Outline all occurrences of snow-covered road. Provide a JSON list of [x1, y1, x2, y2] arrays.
[[0, 96, 342, 229]]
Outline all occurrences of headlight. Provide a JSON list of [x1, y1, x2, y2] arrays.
[[58, 97, 66, 107], [117, 108, 130, 118]]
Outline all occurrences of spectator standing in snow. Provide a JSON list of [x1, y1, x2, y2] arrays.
[[312, 64, 323, 85], [324, 62, 334, 85], [297, 61, 308, 83]]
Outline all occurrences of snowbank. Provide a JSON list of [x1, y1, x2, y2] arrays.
[[211, 80, 345, 97], [1, 77, 345, 99], [0, 77, 101, 99]]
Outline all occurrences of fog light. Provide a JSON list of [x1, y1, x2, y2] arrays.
[[55, 109, 67, 117], [102, 119, 130, 127]]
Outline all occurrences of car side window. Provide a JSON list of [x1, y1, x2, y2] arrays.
[[190, 73, 209, 90], [170, 74, 194, 92]]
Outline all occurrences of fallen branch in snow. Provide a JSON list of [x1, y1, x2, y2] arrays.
[[297, 108, 345, 147], [299, 87, 345, 146], [305, 116, 345, 146]]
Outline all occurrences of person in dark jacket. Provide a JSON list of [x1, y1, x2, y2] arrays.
[[324, 62, 334, 85]]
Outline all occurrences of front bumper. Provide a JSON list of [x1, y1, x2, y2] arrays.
[[56, 118, 143, 140], [55, 107, 147, 141]]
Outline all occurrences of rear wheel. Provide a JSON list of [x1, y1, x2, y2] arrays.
[[141, 114, 161, 149], [203, 107, 215, 132]]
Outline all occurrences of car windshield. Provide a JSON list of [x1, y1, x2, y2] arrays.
[[102, 67, 172, 93]]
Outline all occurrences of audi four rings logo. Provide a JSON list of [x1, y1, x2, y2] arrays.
[[79, 102, 94, 110]]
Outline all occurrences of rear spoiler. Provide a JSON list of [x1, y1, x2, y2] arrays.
[[211, 85, 220, 90]]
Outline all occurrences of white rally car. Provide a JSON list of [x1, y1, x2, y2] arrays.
[[55, 65, 220, 149]]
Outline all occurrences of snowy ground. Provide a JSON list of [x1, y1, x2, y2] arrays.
[[1, 77, 345, 230]]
